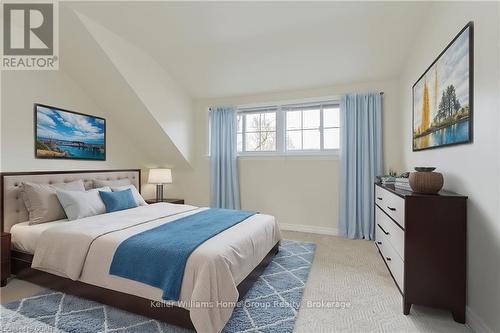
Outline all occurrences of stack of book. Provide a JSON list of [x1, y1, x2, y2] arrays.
[[394, 177, 412, 191], [379, 176, 396, 185]]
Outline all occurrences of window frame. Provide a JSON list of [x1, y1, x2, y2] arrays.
[[237, 109, 278, 154], [236, 101, 340, 157]]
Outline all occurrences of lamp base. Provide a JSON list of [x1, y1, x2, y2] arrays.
[[155, 184, 164, 201]]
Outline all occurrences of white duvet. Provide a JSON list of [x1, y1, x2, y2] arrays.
[[32, 203, 281, 333]]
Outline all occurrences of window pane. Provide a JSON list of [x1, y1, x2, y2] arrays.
[[237, 114, 243, 133], [324, 107, 340, 128], [286, 130, 302, 150], [245, 113, 260, 132], [233, 102, 340, 155], [286, 111, 301, 130], [324, 128, 340, 149], [262, 112, 276, 131], [303, 109, 320, 129], [245, 132, 260, 151], [237, 133, 243, 152], [303, 129, 320, 149], [260, 132, 276, 151]]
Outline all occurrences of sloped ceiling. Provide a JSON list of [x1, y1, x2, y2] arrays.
[[59, 4, 192, 169], [56, 1, 430, 171], [74, 10, 194, 164], [64, 1, 430, 99]]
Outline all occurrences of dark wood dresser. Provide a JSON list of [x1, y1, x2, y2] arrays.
[[1, 232, 11, 287], [374, 182, 467, 323], [145, 198, 184, 205]]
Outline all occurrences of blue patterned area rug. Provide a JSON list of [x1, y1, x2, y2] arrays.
[[1, 240, 315, 333]]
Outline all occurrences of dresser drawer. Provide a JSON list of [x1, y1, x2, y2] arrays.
[[375, 185, 405, 228], [375, 225, 389, 263], [376, 206, 405, 261], [383, 241, 404, 291], [1, 261, 10, 279], [376, 228, 403, 291], [375, 222, 384, 247], [375, 206, 389, 234], [1, 238, 9, 261], [386, 216, 405, 261]]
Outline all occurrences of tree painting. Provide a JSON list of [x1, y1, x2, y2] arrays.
[[437, 85, 461, 121], [412, 23, 472, 151]]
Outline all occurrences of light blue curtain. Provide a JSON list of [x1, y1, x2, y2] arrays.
[[209, 106, 241, 209], [339, 92, 383, 240]]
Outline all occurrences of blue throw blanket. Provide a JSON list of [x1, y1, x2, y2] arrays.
[[109, 208, 256, 300]]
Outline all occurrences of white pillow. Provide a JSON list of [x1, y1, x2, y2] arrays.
[[111, 185, 147, 206], [56, 187, 112, 221], [93, 178, 131, 188]]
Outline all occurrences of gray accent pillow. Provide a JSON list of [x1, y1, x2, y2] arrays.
[[21, 180, 86, 225], [93, 178, 131, 188], [56, 187, 112, 221]]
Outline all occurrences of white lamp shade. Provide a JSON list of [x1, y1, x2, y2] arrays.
[[148, 168, 172, 184]]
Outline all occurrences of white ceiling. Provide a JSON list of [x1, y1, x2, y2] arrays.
[[66, 1, 430, 99]]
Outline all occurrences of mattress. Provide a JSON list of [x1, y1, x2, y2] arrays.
[[10, 219, 68, 253]]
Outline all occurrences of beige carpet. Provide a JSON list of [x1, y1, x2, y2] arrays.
[[282, 231, 472, 333], [1, 231, 472, 333]]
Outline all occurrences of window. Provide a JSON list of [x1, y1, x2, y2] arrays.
[[283, 104, 340, 151], [237, 109, 277, 152], [323, 106, 341, 149], [232, 100, 339, 156]]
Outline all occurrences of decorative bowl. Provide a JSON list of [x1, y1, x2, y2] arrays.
[[414, 167, 436, 172], [409, 169, 444, 194]]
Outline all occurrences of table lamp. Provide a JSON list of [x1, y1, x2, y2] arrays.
[[148, 168, 172, 201]]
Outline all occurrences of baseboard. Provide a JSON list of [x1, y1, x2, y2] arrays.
[[466, 306, 495, 333], [279, 223, 338, 236]]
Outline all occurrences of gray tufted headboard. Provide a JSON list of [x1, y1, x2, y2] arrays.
[[1, 169, 141, 232]]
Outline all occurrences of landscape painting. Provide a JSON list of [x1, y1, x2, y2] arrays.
[[413, 22, 473, 151], [35, 104, 106, 160]]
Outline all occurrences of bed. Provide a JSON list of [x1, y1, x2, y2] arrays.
[[1, 169, 281, 333]]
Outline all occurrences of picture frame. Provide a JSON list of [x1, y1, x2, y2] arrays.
[[34, 103, 106, 161], [412, 22, 473, 151]]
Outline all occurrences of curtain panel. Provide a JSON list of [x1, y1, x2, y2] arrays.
[[209, 106, 241, 209], [339, 92, 383, 240]]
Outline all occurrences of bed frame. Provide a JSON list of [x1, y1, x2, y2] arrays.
[[1, 169, 279, 330]]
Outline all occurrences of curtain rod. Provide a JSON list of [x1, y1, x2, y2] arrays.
[[209, 92, 384, 110]]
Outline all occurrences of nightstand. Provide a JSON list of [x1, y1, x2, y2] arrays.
[[1, 232, 11, 287], [146, 198, 185, 205]]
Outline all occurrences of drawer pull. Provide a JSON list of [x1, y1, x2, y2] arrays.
[[387, 206, 396, 211], [377, 241, 382, 245], [377, 224, 389, 235], [377, 197, 383, 200], [386, 257, 392, 261]]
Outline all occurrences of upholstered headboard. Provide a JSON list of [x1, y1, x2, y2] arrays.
[[1, 169, 141, 232]]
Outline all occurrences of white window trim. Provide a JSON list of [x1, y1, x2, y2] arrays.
[[237, 108, 278, 154], [236, 99, 341, 157], [236, 94, 341, 110]]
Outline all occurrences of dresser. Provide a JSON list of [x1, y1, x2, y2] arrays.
[[1, 232, 11, 287], [374, 182, 467, 323], [145, 198, 185, 205]]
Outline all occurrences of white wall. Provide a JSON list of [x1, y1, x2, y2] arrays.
[[75, 11, 194, 165], [0, 70, 3, 171], [0, 69, 151, 173], [175, 79, 402, 233], [0, 5, 198, 200], [399, 2, 500, 332]]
